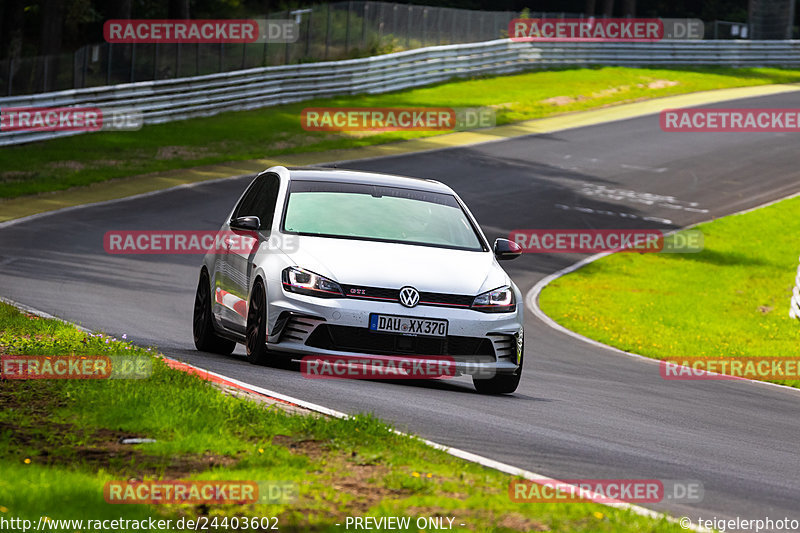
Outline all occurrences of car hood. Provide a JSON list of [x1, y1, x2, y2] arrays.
[[281, 235, 507, 295]]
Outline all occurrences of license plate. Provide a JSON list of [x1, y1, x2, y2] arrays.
[[369, 314, 448, 337]]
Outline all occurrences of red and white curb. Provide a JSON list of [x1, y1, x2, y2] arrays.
[[0, 295, 707, 531]]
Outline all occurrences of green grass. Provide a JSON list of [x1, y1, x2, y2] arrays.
[[539, 196, 800, 387], [0, 301, 689, 532], [3, 66, 800, 199]]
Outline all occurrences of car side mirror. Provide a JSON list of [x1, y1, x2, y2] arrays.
[[494, 238, 522, 260], [230, 216, 261, 231]]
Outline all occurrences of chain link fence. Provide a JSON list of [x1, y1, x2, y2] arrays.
[[0, 2, 590, 97]]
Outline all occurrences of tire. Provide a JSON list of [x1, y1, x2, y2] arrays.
[[245, 279, 270, 365], [473, 337, 523, 395], [193, 270, 236, 355]]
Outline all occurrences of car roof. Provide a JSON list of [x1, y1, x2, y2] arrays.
[[279, 166, 454, 194]]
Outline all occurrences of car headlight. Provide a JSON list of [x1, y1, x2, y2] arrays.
[[472, 286, 516, 313], [282, 267, 343, 298]]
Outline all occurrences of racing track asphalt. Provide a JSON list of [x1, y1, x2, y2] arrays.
[[2, 91, 800, 527]]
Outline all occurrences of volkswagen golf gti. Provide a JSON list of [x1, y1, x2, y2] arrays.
[[192, 165, 525, 394]]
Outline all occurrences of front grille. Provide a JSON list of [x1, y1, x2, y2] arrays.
[[305, 324, 495, 359], [340, 284, 474, 308]]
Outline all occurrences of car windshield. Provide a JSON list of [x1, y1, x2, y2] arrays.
[[282, 180, 485, 251]]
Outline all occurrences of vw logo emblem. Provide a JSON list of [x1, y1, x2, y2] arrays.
[[399, 286, 420, 308]]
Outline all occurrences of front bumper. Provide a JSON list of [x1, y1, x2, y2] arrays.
[[266, 286, 523, 377]]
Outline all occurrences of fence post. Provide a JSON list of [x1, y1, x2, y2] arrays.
[[83, 46, 89, 86], [450, 9, 456, 44], [129, 43, 136, 82], [176, 43, 181, 77], [378, 3, 385, 43], [153, 42, 159, 79], [406, 6, 411, 48], [42, 55, 49, 92], [306, 9, 312, 57], [392, 5, 398, 43], [362, 3, 368, 49], [422, 8, 428, 46], [7, 57, 14, 96], [437, 8, 443, 45], [219, 42, 224, 72], [263, 11, 271, 65], [325, 4, 331, 60], [345, 1, 352, 54], [107, 43, 113, 84]]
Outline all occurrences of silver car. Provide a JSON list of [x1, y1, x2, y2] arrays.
[[193, 166, 525, 394]]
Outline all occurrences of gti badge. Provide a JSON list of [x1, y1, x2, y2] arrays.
[[399, 286, 420, 308]]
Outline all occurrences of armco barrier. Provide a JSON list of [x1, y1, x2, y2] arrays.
[[790, 255, 800, 319], [3, 38, 800, 146]]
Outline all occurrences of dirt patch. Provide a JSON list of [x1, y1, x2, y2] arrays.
[[0, 170, 36, 182], [541, 95, 583, 106], [497, 512, 549, 531], [0, 380, 236, 478], [46, 161, 86, 171], [541, 80, 678, 107], [156, 146, 211, 160], [646, 79, 679, 89]]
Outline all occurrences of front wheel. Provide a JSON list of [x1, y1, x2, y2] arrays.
[[245, 279, 270, 365], [193, 271, 236, 355]]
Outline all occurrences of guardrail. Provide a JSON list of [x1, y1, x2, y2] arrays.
[[790, 255, 800, 319], [3, 38, 800, 146]]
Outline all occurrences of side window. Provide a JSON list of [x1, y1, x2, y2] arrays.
[[233, 178, 265, 220], [255, 174, 280, 230], [232, 173, 280, 230]]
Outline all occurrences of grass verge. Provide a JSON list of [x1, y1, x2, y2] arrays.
[[539, 195, 800, 387], [3, 66, 800, 199], [0, 301, 688, 532]]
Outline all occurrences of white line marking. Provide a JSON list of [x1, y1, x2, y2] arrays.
[[0, 296, 707, 530], [526, 190, 800, 397]]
